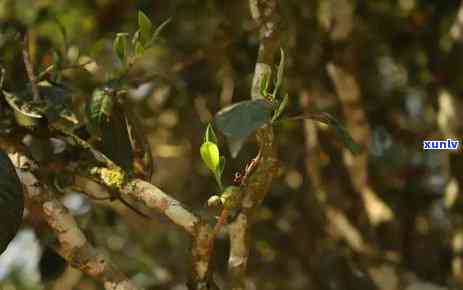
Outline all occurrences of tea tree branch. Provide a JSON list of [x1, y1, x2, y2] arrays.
[[228, 1, 281, 289], [9, 151, 141, 290]]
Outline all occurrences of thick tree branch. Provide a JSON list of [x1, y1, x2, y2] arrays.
[[9, 152, 141, 290], [76, 176, 215, 289], [228, 212, 250, 290], [120, 179, 200, 234], [120, 179, 214, 288], [120, 179, 216, 289], [228, 1, 280, 289]]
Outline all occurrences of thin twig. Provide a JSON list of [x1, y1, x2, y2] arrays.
[[204, 208, 230, 262], [38, 60, 94, 81], [22, 33, 40, 101], [0, 65, 5, 89]]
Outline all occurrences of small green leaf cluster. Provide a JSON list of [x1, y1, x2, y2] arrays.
[[86, 11, 164, 179], [2, 81, 79, 129], [113, 11, 170, 71], [200, 126, 244, 210]]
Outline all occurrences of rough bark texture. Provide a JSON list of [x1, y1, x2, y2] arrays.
[[227, 1, 280, 289], [9, 152, 141, 290], [121, 179, 200, 234], [77, 175, 216, 289]]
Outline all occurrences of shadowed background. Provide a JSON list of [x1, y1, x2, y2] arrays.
[[0, 0, 462, 289]]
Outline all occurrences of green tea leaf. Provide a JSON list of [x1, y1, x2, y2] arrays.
[[113, 33, 129, 66], [3, 90, 43, 119], [36, 82, 78, 124], [49, 50, 62, 81], [272, 48, 285, 99], [86, 87, 139, 174], [260, 73, 270, 98], [134, 41, 145, 57], [200, 141, 220, 173], [291, 112, 363, 155], [227, 137, 246, 159], [272, 93, 288, 122], [138, 11, 153, 45], [216, 155, 226, 190], [0, 150, 24, 255], [86, 88, 114, 136], [204, 123, 218, 144], [149, 18, 171, 45], [218, 156, 226, 178], [215, 99, 274, 140], [101, 102, 134, 173], [52, 16, 67, 49], [215, 99, 274, 157]]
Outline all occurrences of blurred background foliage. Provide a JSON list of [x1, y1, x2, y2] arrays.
[[0, 0, 463, 289]]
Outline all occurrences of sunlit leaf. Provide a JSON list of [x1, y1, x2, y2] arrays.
[[113, 33, 129, 66], [272, 93, 288, 122], [272, 48, 285, 99], [216, 155, 226, 190], [134, 41, 145, 57], [218, 156, 226, 178], [52, 16, 67, 48], [138, 11, 153, 45], [260, 73, 270, 98], [200, 141, 220, 173], [51, 50, 62, 81], [0, 150, 24, 256], [204, 123, 218, 144]]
